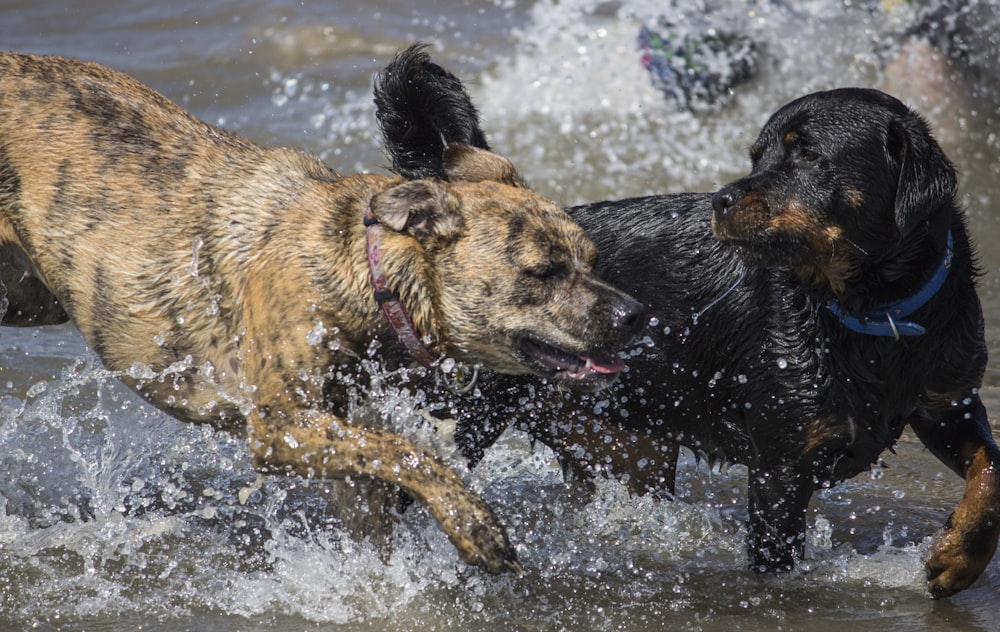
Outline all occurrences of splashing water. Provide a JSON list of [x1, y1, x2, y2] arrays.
[[1, 327, 985, 629]]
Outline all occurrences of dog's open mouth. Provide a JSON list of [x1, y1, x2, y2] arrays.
[[519, 337, 625, 381]]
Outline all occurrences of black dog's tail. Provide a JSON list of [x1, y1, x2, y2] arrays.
[[374, 43, 491, 180]]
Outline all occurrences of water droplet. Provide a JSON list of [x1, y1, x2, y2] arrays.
[[306, 321, 326, 346], [26, 381, 48, 398]]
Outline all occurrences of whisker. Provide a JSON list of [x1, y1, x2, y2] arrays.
[[693, 271, 747, 324], [844, 238, 869, 256]]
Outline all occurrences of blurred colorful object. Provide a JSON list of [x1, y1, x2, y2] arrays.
[[639, 22, 758, 110]]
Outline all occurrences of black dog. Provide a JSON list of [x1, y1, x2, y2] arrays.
[[374, 45, 1000, 598]]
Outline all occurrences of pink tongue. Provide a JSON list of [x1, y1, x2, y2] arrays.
[[583, 354, 625, 375]]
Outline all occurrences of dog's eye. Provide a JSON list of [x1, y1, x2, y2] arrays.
[[799, 149, 820, 163], [524, 262, 566, 280]]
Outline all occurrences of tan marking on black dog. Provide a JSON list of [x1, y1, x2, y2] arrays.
[[803, 418, 836, 457], [0, 52, 645, 572], [714, 195, 854, 293], [545, 423, 680, 496], [925, 444, 1000, 596], [845, 188, 865, 210]]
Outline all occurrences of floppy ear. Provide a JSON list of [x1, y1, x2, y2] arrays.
[[886, 112, 957, 237], [370, 180, 463, 239], [443, 143, 527, 187]]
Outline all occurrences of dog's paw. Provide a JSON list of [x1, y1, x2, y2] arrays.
[[456, 520, 521, 574], [925, 514, 999, 598]]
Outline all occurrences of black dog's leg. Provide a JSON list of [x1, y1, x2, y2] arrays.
[[0, 243, 69, 326], [518, 414, 680, 496], [909, 397, 1000, 598], [746, 462, 814, 572]]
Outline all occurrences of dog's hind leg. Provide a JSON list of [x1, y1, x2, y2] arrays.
[[910, 398, 1000, 598], [248, 412, 519, 573], [0, 123, 67, 326]]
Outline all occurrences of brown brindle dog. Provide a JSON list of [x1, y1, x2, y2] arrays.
[[0, 52, 647, 572]]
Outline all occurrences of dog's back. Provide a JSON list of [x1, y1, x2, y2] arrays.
[[0, 53, 352, 422]]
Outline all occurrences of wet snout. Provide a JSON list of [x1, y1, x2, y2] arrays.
[[514, 273, 647, 392], [585, 274, 647, 350], [711, 183, 742, 220], [709, 177, 782, 261], [552, 275, 646, 391], [710, 180, 753, 240]]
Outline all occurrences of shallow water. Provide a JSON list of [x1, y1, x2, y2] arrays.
[[2, 1, 1000, 630]]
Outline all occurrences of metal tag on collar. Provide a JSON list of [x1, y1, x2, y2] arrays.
[[829, 305, 927, 339]]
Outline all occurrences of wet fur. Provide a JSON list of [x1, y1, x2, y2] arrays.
[[375, 48, 1000, 598], [0, 52, 647, 572]]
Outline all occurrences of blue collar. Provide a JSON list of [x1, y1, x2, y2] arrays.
[[828, 231, 953, 339]]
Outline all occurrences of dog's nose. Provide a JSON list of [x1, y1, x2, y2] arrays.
[[712, 186, 739, 217], [615, 295, 647, 339]]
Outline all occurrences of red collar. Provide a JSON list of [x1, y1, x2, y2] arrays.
[[364, 207, 440, 368]]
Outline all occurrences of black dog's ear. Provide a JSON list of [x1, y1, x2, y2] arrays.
[[374, 43, 492, 181], [443, 143, 527, 188], [371, 180, 463, 240], [886, 111, 957, 237]]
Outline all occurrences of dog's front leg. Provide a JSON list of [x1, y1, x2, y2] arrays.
[[247, 411, 519, 573], [910, 398, 1000, 598], [745, 461, 814, 573]]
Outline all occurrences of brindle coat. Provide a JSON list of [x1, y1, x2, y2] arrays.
[[0, 52, 646, 572]]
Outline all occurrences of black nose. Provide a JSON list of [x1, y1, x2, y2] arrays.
[[615, 295, 647, 339], [712, 186, 739, 217]]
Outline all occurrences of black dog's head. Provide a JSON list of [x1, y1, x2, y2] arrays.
[[711, 88, 957, 299]]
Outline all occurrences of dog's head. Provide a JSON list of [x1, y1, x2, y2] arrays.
[[711, 88, 957, 297], [370, 143, 646, 391]]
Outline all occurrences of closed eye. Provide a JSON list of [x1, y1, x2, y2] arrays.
[[524, 261, 567, 280]]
